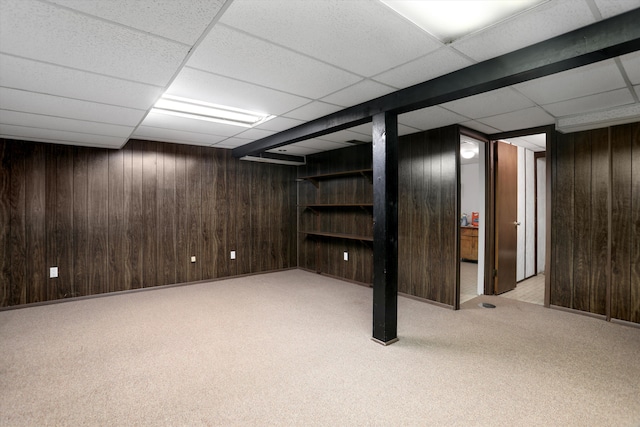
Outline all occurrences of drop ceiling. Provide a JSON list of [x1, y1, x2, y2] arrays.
[[1, 0, 639, 156]]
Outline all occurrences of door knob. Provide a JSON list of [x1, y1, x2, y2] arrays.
[[513, 221, 521, 226]]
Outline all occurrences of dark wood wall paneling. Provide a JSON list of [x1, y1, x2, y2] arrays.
[[0, 139, 297, 307], [298, 126, 459, 307], [552, 122, 640, 323]]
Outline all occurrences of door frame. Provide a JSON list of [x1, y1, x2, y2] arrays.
[[486, 125, 553, 306]]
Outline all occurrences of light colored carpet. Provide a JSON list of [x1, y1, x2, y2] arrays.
[[1, 269, 639, 426]]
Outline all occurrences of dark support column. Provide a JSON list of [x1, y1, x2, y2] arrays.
[[371, 112, 399, 345]]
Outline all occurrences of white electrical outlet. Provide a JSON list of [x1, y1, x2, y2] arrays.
[[343, 251, 349, 261], [191, 256, 196, 263], [230, 250, 236, 260], [49, 267, 58, 278]]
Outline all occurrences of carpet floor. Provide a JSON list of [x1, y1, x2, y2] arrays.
[[1, 269, 639, 426]]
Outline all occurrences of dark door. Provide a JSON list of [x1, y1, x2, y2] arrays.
[[494, 141, 518, 294]]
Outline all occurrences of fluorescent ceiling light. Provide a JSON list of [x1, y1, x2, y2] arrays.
[[152, 94, 274, 128], [461, 149, 476, 159], [381, 0, 545, 43]]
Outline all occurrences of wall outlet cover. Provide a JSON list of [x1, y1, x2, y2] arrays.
[[230, 251, 236, 260], [343, 251, 349, 261], [191, 256, 196, 263], [49, 267, 58, 278]]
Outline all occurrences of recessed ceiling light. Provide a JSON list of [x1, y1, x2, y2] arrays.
[[381, 0, 545, 43], [461, 149, 476, 159], [152, 94, 274, 128]]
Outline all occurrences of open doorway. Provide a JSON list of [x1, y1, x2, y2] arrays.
[[459, 133, 486, 304], [490, 132, 547, 305]]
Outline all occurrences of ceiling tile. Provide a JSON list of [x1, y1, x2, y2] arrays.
[[283, 101, 343, 121], [0, 110, 134, 137], [220, 0, 442, 77], [514, 60, 627, 105], [267, 143, 320, 156], [346, 122, 421, 139], [47, 0, 225, 45], [315, 129, 372, 144], [593, 0, 640, 19], [232, 128, 275, 141], [132, 126, 226, 146], [398, 106, 468, 130], [187, 25, 361, 99], [372, 47, 474, 89], [557, 103, 640, 132], [460, 121, 501, 135], [253, 116, 304, 133], [442, 88, 535, 120], [169, 68, 309, 116], [211, 137, 251, 149], [319, 79, 395, 107], [635, 85, 640, 99], [294, 139, 353, 152], [140, 111, 246, 138], [620, 51, 640, 85], [0, 0, 188, 86], [542, 88, 635, 117], [0, 88, 146, 126], [452, 0, 595, 62], [0, 54, 162, 110], [0, 124, 125, 148], [477, 107, 554, 132]]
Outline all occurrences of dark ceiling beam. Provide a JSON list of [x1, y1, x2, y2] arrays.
[[232, 8, 640, 158]]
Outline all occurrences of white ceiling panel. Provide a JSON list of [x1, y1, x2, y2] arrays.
[[0, 88, 146, 127], [0, 110, 134, 138], [460, 121, 501, 135], [187, 25, 361, 99], [169, 68, 309, 116], [47, 0, 225, 45], [211, 137, 252, 149], [139, 111, 246, 138], [557, 103, 640, 132], [283, 101, 343, 121], [293, 139, 353, 152], [314, 129, 372, 144], [220, 0, 442, 77], [620, 51, 640, 85], [0, 54, 162, 110], [452, 0, 595, 62], [253, 116, 304, 133], [635, 85, 640, 99], [133, 126, 226, 146], [514, 60, 627, 105], [372, 47, 474, 89], [542, 88, 635, 117], [320, 79, 395, 107], [232, 128, 276, 141], [442, 88, 535, 120], [594, 0, 640, 19], [267, 143, 321, 156], [346, 122, 421, 139], [398, 106, 468, 130], [477, 106, 554, 131], [0, 0, 188, 86], [504, 135, 546, 152], [0, 124, 125, 148]]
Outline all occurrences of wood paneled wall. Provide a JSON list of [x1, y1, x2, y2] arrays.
[[298, 144, 374, 284], [298, 126, 459, 307], [398, 127, 458, 307], [551, 122, 640, 323], [0, 139, 297, 307]]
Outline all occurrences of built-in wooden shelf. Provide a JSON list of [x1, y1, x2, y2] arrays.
[[299, 169, 372, 187], [299, 231, 373, 242]]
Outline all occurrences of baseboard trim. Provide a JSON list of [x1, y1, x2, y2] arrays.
[[398, 292, 455, 310], [296, 267, 372, 288], [610, 318, 640, 329], [549, 305, 607, 320], [0, 267, 297, 312]]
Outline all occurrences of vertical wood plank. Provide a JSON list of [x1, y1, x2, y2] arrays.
[[552, 133, 574, 307], [590, 129, 608, 316], [124, 141, 144, 290], [413, 134, 428, 298], [428, 130, 443, 302], [55, 146, 74, 299], [87, 148, 109, 296], [222, 150, 238, 277], [174, 145, 188, 284], [630, 122, 640, 323], [9, 142, 27, 305], [45, 144, 58, 301], [141, 140, 158, 287], [73, 147, 89, 297], [201, 148, 216, 279], [573, 132, 592, 312], [398, 138, 412, 294], [187, 146, 202, 282], [235, 157, 251, 275], [441, 127, 458, 307], [25, 142, 46, 303], [611, 125, 632, 321], [108, 148, 125, 292], [158, 144, 176, 286], [0, 140, 9, 307]]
